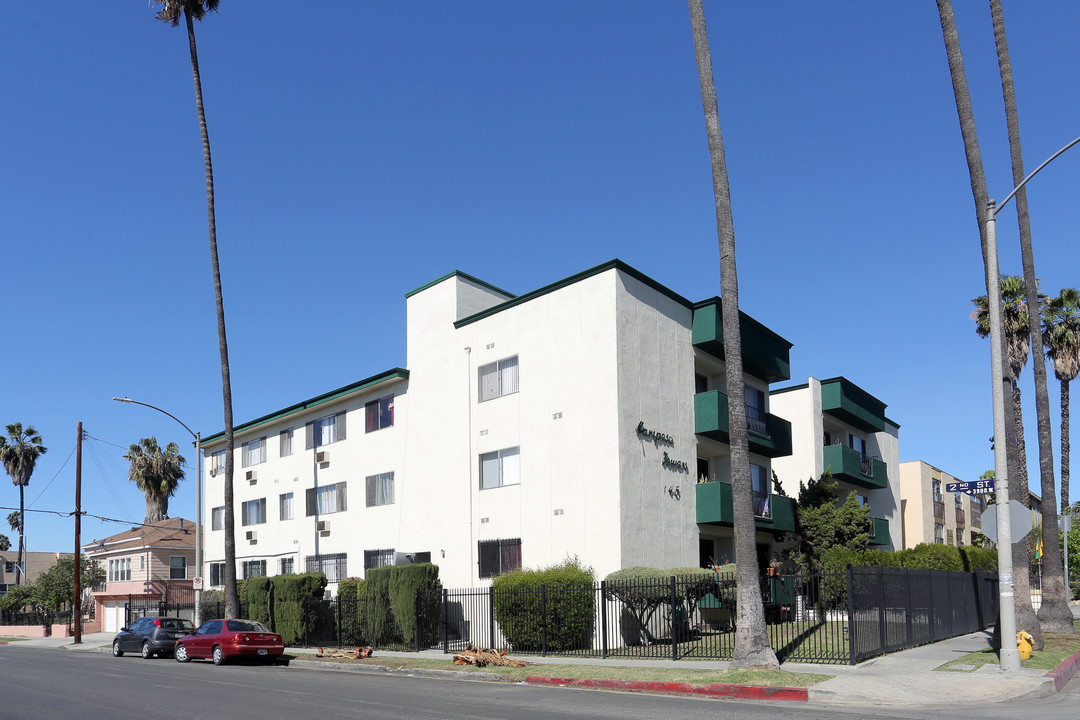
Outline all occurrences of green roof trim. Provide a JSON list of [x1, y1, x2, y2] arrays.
[[404, 270, 516, 300], [452, 259, 694, 329], [691, 297, 794, 351], [202, 368, 409, 446]]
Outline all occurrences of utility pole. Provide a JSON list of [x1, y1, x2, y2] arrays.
[[73, 422, 83, 644]]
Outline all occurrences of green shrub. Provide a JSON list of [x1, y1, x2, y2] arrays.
[[246, 577, 273, 626], [389, 564, 443, 648], [271, 573, 327, 645], [604, 566, 671, 645], [493, 558, 595, 652], [364, 566, 399, 644], [337, 577, 367, 645]]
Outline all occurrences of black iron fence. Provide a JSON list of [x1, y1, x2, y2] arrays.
[[214, 566, 995, 665]]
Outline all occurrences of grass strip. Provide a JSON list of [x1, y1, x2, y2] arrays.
[[936, 620, 1080, 673]]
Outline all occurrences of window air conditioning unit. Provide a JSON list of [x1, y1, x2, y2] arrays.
[[246, 530, 258, 543], [315, 451, 329, 465], [316, 520, 330, 533], [246, 470, 257, 482]]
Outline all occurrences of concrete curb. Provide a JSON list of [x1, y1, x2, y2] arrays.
[[1045, 648, 1080, 693], [524, 676, 808, 702]]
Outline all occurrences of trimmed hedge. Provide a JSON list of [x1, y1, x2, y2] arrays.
[[364, 566, 399, 644], [821, 543, 998, 573], [493, 558, 595, 652], [246, 577, 273, 626], [389, 564, 443, 647], [337, 577, 366, 645]]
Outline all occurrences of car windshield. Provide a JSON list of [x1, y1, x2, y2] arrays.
[[226, 620, 270, 633], [161, 619, 195, 631]]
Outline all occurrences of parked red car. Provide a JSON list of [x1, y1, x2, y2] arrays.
[[174, 619, 284, 665]]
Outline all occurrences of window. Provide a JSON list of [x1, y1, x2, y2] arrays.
[[480, 447, 520, 489], [695, 373, 708, 394], [241, 498, 267, 526], [854, 494, 869, 509], [932, 479, 942, 502], [306, 482, 348, 516], [170, 556, 187, 580], [242, 437, 267, 467], [955, 492, 964, 507], [242, 560, 267, 579], [211, 506, 225, 531], [478, 538, 521, 578], [280, 558, 294, 575], [366, 472, 394, 507], [750, 463, 770, 518], [745, 387, 767, 435], [479, 356, 519, 402], [849, 434, 866, 456], [3, 561, 15, 575], [697, 457, 711, 484], [279, 492, 294, 521], [306, 412, 347, 449], [365, 395, 395, 432], [210, 562, 225, 587], [280, 429, 293, 457], [210, 449, 226, 477], [307, 553, 348, 582], [108, 558, 131, 582], [364, 549, 394, 571], [934, 523, 944, 544]]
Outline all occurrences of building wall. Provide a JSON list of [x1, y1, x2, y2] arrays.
[[898, 461, 989, 549]]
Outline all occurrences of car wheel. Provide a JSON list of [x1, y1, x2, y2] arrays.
[[212, 645, 225, 666], [112, 641, 124, 657], [174, 644, 190, 663], [141, 642, 153, 659]]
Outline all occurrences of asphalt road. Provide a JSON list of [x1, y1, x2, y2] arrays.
[[0, 646, 1076, 720]]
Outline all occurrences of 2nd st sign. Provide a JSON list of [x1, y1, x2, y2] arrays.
[[945, 479, 995, 495]]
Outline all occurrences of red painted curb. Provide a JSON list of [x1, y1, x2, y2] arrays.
[[1044, 648, 1080, 692], [524, 676, 808, 702]]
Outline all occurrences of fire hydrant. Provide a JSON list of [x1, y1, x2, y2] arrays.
[[1016, 630, 1034, 660]]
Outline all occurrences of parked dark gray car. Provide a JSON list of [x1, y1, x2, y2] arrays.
[[113, 617, 196, 658]]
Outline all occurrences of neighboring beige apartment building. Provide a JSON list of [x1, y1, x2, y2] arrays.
[[0, 551, 71, 595]]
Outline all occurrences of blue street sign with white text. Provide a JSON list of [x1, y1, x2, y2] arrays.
[[945, 479, 995, 495]]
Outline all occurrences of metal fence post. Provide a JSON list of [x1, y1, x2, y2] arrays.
[[904, 567, 913, 648], [671, 575, 678, 663], [927, 569, 936, 642], [336, 596, 343, 649], [600, 580, 608, 659], [415, 589, 422, 653], [442, 589, 449, 654], [488, 585, 495, 649], [845, 565, 856, 665], [876, 565, 887, 655], [541, 584, 548, 657]]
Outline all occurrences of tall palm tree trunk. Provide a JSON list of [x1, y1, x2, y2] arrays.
[[688, 0, 777, 669], [936, 0, 1042, 648], [991, 0, 1072, 632], [184, 8, 239, 619], [17, 485, 24, 586], [1062, 380, 1071, 517]]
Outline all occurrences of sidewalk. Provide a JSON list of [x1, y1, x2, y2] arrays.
[[6, 611, 1080, 707]]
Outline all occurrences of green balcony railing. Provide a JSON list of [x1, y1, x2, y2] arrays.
[[819, 377, 887, 433], [822, 443, 888, 490], [696, 480, 796, 533], [691, 300, 792, 383], [869, 516, 890, 546], [694, 391, 792, 458]]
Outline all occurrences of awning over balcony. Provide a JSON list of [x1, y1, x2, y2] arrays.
[[691, 300, 792, 383], [694, 391, 793, 458]]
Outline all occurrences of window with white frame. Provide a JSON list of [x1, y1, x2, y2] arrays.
[[210, 449, 226, 477], [280, 429, 293, 457], [211, 506, 225, 531], [363, 549, 394, 571], [108, 558, 131, 582], [170, 556, 187, 580], [365, 395, 394, 432], [934, 523, 945, 544], [242, 437, 267, 467], [241, 498, 267, 526], [306, 553, 348, 582], [366, 472, 394, 507], [242, 560, 267, 579], [478, 538, 521, 578], [306, 482, 348, 516], [479, 356, 519, 402], [306, 412, 347, 449], [279, 492, 294, 521], [479, 447, 520, 489], [210, 562, 225, 587], [280, 558, 294, 575]]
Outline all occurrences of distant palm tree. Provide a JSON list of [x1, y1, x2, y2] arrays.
[[0, 424, 48, 585], [688, 0, 777, 669], [1044, 288, 1080, 514], [151, 0, 238, 618], [125, 437, 186, 524]]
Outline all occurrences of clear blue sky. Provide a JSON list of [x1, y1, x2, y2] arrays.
[[3, 2, 1077, 553]]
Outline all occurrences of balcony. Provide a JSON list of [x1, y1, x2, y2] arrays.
[[696, 480, 795, 533], [933, 501, 945, 520], [691, 300, 792, 383], [971, 511, 982, 529], [821, 443, 888, 490], [694, 391, 793, 458], [955, 508, 966, 526], [869, 517, 890, 546], [819, 377, 887, 433]]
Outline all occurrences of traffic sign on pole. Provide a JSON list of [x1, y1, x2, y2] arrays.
[[945, 479, 995, 495]]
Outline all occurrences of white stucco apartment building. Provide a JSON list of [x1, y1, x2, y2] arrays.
[[201, 260, 799, 590], [768, 377, 902, 550]]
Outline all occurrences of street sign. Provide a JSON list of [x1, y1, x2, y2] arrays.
[[980, 500, 1033, 544], [193, 576, 203, 591], [945, 479, 995, 495]]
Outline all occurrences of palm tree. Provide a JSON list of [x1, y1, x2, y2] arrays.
[[0, 424, 48, 586], [124, 437, 186, 524], [688, 0, 777, 669], [990, 0, 1073, 633], [1044, 288, 1080, 514], [937, 0, 1041, 649], [151, 0, 238, 618]]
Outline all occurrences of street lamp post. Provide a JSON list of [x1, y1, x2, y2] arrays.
[[984, 135, 1080, 673], [113, 397, 203, 625]]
